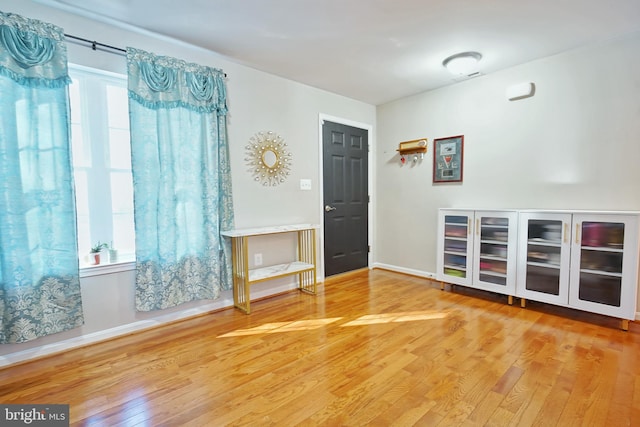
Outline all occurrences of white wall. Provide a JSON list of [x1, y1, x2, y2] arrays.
[[374, 32, 640, 281], [0, 0, 375, 366]]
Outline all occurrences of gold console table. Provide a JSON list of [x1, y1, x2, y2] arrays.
[[221, 224, 319, 314]]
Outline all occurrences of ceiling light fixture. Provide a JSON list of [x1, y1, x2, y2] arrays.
[[442, 51, 482, 77]]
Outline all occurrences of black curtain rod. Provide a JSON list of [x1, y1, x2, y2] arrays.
[[64, 33, 227, 77], [64, 33, 126, 55]]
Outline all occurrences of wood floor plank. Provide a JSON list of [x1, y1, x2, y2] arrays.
[[465, 390, 505, 426], [1, 268, 640, 426]]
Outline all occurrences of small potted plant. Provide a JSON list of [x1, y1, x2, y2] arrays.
[[89, 241, 108, 265], [108, 241, 118, 263]]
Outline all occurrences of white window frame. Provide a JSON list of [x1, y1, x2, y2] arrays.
[[69, 64, 136, 276]]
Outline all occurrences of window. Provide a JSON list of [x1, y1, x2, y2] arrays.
[[69, 65, 135, 265]]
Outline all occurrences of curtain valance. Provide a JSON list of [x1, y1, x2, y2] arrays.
[[0, 11, 70, 88], [127, 47, 227, 114]]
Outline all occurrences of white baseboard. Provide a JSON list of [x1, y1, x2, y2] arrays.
[[371, 262, 436, 280]]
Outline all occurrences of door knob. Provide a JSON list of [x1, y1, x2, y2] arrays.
[[325, 205, 337, 212]]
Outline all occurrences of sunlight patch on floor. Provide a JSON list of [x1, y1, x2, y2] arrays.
[[217, 318, 343, 337], [217, 310, 449, 338], [341, 311, 449, 326]]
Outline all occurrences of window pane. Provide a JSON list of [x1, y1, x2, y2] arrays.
[[74, 170, 90, 256], [71, 123, 90, 167], [109, 128, 131, 169], [69, 78, 82, 123], [112, 214, 135, 254], [110, 171, 134, 213], [76, 213, 90, 257], [74, 170, 89, 215], [106, 85, 129, 129]]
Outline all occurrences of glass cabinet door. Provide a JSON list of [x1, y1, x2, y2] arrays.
[[516, 213, 572, 305], [439, 211, 473, 286], [473, 211, 518, 295], [569, 215, 638, 319]]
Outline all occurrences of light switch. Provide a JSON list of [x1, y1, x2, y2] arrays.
[[300, 179, 312, 190]]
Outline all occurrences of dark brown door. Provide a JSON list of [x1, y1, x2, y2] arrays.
[[323, 120, 368, 277]]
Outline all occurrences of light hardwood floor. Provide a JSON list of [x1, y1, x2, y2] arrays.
[[2, 268, 640, 426]]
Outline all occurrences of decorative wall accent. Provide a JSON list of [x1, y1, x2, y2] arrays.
[[433, 135, 464, 183], [246, 131, 292, 186]]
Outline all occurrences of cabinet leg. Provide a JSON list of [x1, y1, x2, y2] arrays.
[[520, 298, 526, 308], [440, 281, 444, 291], [508, 295, 513, 305], [621, 319, 629, 331]]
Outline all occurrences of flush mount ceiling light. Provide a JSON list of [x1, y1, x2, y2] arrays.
[[442, 51, 482, 77]]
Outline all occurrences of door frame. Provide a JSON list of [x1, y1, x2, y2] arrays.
[[318, 113, 374, 280]]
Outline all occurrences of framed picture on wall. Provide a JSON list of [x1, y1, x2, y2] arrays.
[[433, 135, 464, 183]]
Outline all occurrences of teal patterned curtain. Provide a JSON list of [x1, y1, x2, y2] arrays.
[[0, 12, 83, 343], [127, 47, 234, 311]]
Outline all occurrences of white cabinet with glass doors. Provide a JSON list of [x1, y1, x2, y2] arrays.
[[517, 211, 639, 329], [516, 212, 572, 306], [437, 209, 518, 301]]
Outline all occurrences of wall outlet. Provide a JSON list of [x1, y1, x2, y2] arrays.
[[254, 253, 263, 266]]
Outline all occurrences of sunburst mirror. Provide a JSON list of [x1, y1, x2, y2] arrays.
[[245, 131, 292, 186]]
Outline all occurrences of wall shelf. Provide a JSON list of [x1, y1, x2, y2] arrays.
[[397, 138, 427, 155]]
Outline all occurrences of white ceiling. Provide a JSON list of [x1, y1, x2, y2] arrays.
[[41, 0, 640, 105]]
